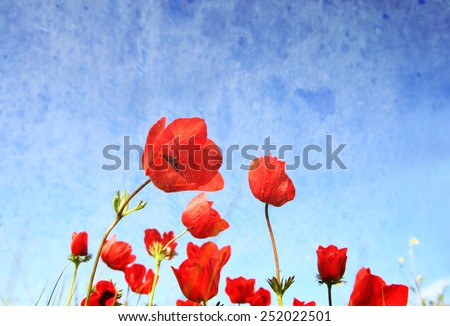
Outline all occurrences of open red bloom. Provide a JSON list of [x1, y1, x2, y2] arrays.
[[71, 231, 88, 256], [81, 280, 118, 306], [144, 229, 177, 260], [142, 117, 224, 192], [124, 264, 158, 295], [293, 298, 316, 306], [172, 241, 231, 304], [248, 287, 271, 306], [225, 276, 256, 304], [317, 245, 348, 285], [181, 193, 229, 239], [101, 235, 136, 271], [248, 156, 295, 207], [348, 267, 409, 306]]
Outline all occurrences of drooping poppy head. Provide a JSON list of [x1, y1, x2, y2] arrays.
[[316, 244, 348, 285], [348, 267, 409, 306], [101, 235, 136, 271], [181, 193, 229, 239], [248, 156, 295, 207], [142, 117, 224, 192]]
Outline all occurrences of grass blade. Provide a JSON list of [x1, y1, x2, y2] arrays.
[[46, 263, 69, 306]]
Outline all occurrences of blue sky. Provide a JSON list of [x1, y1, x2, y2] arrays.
[[1, 0, 449, 306]]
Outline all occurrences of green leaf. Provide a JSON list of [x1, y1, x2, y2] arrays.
[[281, 275, 295, 295], [112, 190, 120, 213], [267, 275, 295, 296], [267, 277, 282, 294]]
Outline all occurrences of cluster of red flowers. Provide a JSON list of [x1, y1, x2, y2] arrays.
[[68, 117, 409, 306]]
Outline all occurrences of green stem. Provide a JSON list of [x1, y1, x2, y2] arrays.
[[84, 218, 120, 305], [276, 294, 283, 306], [148, 259, 161, 306], [409, 246, 426, 306], [67, 261, 79, 306], [327, 283, 333, 306], [265, 203, 283, 306], [85, 178, 152, 305], [147, 227, 189, 306]]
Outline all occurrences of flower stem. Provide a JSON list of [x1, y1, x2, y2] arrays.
[[265, 203, 283, 306], [84, 218, 120, 305], [409, 246, 426, 305], [147, 227, 189, 306], [148, 259, 161, 306], [276, 294, 283, 306], [327, 283, 333, 306], [84, 178, 152, 305], [163, 228, 189, 251], [67, 261, 79, 306]]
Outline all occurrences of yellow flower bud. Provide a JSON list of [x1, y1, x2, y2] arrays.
[[409, 237, 419, 247]]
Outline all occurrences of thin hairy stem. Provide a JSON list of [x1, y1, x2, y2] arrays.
[[265, 203, 283, 306], [67, 262, 79, 306], [163, 228, 189, 252], [84, 178, 152, 305], [148, 259, 161, 306]]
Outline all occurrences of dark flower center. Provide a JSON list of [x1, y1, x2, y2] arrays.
[[99, 291, 115, 306]]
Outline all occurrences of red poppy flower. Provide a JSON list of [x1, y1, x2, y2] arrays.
[[225, 276, 256, 304], [81, 280, 118, 306], [144, 229, 177, 260], [172, 241, 231, 304], [248, 156, 296, 207], [101, 235, 136, 271], [293, 298, 316, 306], [317, 245, 348, 285], [124, 264, 157, 295], [176, 299, 201, 306], [348, 267, 409, 306], [248, 287, 271, 306], [142, 117, 224, 192], [181, 193, 229, 239], [71, 231, 88, 256]]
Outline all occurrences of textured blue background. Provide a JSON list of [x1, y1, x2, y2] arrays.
[[1, 0, 449, 306]]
